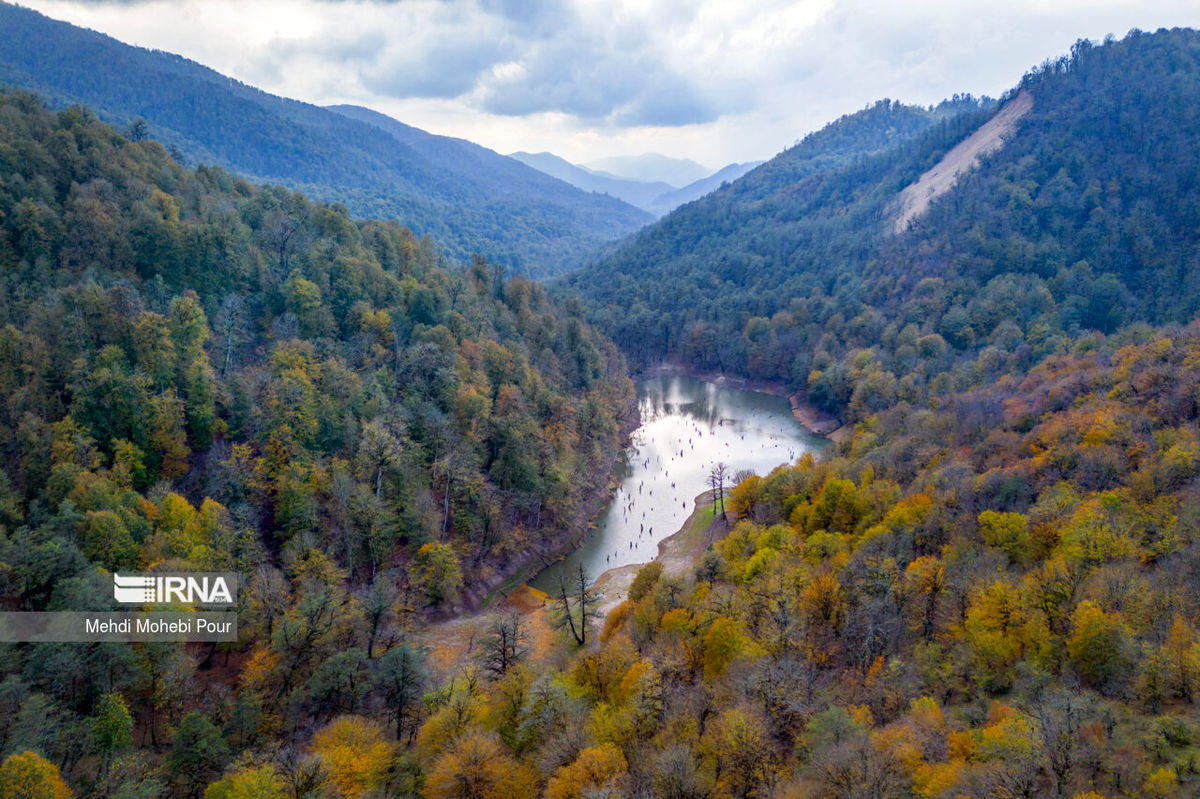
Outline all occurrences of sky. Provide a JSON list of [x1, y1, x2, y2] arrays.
[[15, 0, 1200, 168]]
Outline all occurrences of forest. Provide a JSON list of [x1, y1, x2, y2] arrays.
[[0, 20, 1198, 799], [0, 88, 637, 796]]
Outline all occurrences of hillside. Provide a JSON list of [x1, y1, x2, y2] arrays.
[[0, 2, 651, 278], [566, 29, 1200, 425], [562, 93, 993, 367], [0, 89, 638, 788], [645, 160, 763, 216]]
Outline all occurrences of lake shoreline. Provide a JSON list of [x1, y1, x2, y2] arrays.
[[636, 362, 852, 444], [590, 489, 725, 616], [454, 379, 641, 613]]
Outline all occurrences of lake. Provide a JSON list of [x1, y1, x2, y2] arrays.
[[530, 373, 827, 592]]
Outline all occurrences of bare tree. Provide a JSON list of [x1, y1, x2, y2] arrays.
[[1032, 688, 1088, 799], [482, 613, 528, 678], [710, 462, 730, 519], [212, 293, 249, 376], [555, 563, 597, 646]]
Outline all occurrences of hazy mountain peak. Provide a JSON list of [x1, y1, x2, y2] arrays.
[[583, 153, 713, 187]]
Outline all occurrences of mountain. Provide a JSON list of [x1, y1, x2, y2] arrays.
[[507, 151, 676, 211], [511, 151, 764, 216], [566, 29, 1200, 421], [0, 2, 651, 278], [641, 160, 764, 216], [584, 153, 713, 186]]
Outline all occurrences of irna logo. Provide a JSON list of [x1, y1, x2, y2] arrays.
[[113, 573, 237, 606]]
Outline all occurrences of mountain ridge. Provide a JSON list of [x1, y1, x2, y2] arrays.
[[564, 28, 1200, 426], [510, 150, 763, 216], [0, 1, 652, 277]]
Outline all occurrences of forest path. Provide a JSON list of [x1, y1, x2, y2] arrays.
[[893, 89, 1033, 233]]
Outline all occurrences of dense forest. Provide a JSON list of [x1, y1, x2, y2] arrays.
[[566, 29, 1200, 424], [0, 2, 651, 278], [0, 88, 637, 795], [404, 316, 1200, 799]]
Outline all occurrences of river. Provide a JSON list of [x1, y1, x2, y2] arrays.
[[531, 374, 827, 593]]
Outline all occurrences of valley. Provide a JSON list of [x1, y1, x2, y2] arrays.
[[0, 11, 1199, 799]]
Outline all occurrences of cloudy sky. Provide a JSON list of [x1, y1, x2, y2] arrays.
[[16, 0, 1200, 168]]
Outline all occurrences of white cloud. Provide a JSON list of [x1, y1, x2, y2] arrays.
[[14, 0, 1200, 165]]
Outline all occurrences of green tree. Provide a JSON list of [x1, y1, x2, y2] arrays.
[[168, 712, 230, 799], [91, 692, 132, 780]]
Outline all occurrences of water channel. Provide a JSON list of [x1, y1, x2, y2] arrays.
[[531, 373, 828, 592]]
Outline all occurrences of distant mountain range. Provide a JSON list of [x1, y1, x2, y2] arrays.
[[0, 1, 652, 277], [509, 151, 762, 217]]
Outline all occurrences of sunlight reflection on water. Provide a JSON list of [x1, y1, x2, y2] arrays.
[[531, 374, 827, 591]]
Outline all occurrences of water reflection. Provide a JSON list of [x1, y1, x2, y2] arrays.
[[530, 374, 826, 592]]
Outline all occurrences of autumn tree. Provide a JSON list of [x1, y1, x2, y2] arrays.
[[411, 543, 462, 606], [311, 716, 393, 797], [91, 692, 132, 781], [0, 752, 71, 799], [423, 731, 536, 799]]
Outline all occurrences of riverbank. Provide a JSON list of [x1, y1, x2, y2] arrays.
[[637, 362, 853, 444], [416, 489, 727, 674], [453, 380, 642, 612], [591, 489, 725, 616]]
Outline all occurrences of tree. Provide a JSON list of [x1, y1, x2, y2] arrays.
[[710, 463, 730, 519], [411, 543, 462, 606], [977, 511, 1033, 564], [0, 752, 71, 799], [1067, 601, 1133, 693], [555, 563, 597, 646], [422, 731, 536, 799], [545, 744, 628, 799], [374, 644, 427, 742], [482, 614, 527, 679], [310, 716, 393, 798], [126, 117, 148, 142], [168, 712, 230, 799], [203, 765, 286, 799], [303, 649, 368, 719], [91, 692, 132, 781]]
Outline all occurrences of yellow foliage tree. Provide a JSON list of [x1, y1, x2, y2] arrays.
[[0, 752, 71, 799], [422, 731, 536, 799], [311, 716, 393, 798], [1142, 767, 1177, 797], [702, 616, 749, 679], [962, 581, 1051, 691], [545, 743, 628, 799], [978, 510, 1033, 564], [204, 765, 286, 799], [1067, 600, 1133, 691]]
